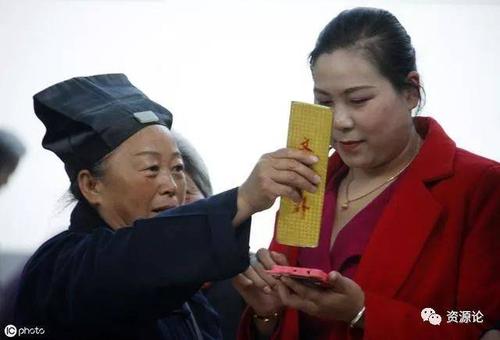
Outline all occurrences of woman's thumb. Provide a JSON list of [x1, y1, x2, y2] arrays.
[[271, 251, 289, 265]]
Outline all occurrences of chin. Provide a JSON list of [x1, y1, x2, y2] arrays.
[[340, 154, 374, 169]]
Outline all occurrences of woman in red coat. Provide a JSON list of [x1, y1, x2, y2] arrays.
[[234, 7, 499, 340]]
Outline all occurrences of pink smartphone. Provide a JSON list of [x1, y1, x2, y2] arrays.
[[266, 265, 330, 288]]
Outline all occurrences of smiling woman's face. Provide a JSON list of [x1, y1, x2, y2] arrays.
[[86, 125, 186, 229], [312, 48, 418, 169]]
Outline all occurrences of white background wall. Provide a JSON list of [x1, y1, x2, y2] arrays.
[[1, 0, 499, 255]]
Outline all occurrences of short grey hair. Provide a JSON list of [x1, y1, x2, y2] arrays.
[[172, 131, 213, 198]]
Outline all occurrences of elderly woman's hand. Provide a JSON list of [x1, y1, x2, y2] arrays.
[[234, 148, 320, 224], [276, 271, 365, 327]]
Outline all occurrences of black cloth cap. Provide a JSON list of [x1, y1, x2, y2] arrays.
[[34, 73, 173, 178]]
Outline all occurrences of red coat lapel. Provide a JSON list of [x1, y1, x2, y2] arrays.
[[325, 117, 456, 297], [354, 174, 442, 297], [356, 117, 456, 297]]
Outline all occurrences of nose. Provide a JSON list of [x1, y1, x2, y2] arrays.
[[332, 104, 354, 132], [158, 171, 177, 197]]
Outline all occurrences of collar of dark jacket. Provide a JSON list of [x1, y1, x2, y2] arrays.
[[69, 199, 109, 232]]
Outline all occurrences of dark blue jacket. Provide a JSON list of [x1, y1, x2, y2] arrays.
[[13, 188, 250, 339]]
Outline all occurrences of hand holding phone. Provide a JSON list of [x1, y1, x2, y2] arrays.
[[266, 265, 330, 288]]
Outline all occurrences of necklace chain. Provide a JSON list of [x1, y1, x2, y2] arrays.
[[342, 144, 420, 210]]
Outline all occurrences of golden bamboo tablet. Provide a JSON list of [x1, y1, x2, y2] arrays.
[[276, 101, 332, 247]]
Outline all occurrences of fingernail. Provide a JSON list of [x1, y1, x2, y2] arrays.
[[264, 286, 272, 294], [310, 155, 319, 163], [307, 185, 317, 193], [313, 175, 321, 184]]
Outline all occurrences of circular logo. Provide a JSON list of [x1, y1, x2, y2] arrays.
[[4, 324, 17, 337]]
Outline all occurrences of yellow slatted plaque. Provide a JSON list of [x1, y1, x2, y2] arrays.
[[276, 101, 333, 247]]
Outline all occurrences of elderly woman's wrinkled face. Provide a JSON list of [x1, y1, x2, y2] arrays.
[[184, 174, 205, 204], [90, 125, 186, 228], [312, 49, 418, 169]]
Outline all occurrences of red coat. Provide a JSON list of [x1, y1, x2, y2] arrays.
[[239, 117, 500, 339]]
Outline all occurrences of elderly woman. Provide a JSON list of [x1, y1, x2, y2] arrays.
[[235, 7, 500, 340], [12, 74, 321, 339]]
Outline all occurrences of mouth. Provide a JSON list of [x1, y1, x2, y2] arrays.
[[336, 140, 364, 152], [151, 204, 177, 214]]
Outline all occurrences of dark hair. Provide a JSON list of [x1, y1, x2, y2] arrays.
[[172, 131, 213, 198], [0, 129, 26, 178], [310, 7, 424, 111], [67, 159, 107, 202]]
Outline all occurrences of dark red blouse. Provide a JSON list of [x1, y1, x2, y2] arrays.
[[297, 165, 400, 339]]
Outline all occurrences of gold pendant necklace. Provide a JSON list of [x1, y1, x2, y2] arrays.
[[341, 145, 420, 210]]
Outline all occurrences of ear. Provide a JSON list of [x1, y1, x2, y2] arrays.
[[405, 71, 421, 111], [78, 169, 103, 206]]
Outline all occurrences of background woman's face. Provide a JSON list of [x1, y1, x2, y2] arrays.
[[184, 174, 205, 204], [95, 125, 186, 228], [312, 48, 416, 169]]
